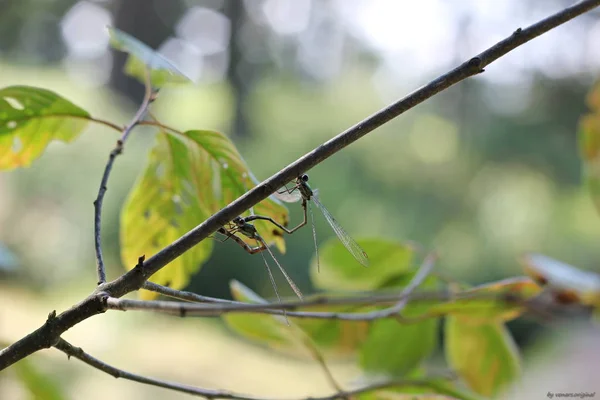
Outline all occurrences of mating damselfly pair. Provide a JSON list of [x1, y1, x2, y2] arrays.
[[218, 174, 369, 305]]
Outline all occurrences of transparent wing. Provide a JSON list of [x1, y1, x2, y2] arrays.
[[308, 202, 319, 273], [259, 237, 304, 300], [311, 192, 369, 267], [257, 242, 290, 325], [273, 189, 302, 203]]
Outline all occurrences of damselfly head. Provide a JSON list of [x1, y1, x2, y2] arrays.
[[300, 174, 309, 182], [232, 216, 244, 226]]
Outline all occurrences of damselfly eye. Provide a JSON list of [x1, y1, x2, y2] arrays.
[[233, 216, 243, 224], [301, 174, 309, 182]]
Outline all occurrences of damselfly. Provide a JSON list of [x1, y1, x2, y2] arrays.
[[219, 217, 303, 302], [275, 174, 369, 270]]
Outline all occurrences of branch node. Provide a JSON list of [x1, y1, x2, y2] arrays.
[[95, 291, 110, 312], [47, 310, 57, 321], [514, 27, 522, 35], [468, 56, 482, 68]]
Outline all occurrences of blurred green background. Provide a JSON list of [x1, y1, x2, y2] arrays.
[[1, 0, 600, 399]]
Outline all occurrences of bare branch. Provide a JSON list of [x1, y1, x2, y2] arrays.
[[53, 337, 450, 400], [93, 69, 155, 285], [1, 0, 598, 370], [142, 281, 235, 304], [103, 288, 518, 320]]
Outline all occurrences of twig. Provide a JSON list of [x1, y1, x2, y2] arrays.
[[142, 281, 234, 304], [1, 0, 598, 370], [53, 337, 450, 400], [87, 116, 123, 132], [93, 69, 155, 285]]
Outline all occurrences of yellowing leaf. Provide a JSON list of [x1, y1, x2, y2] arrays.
[[445, 317, 521, 397], [0, 86, 90, 170], [182, 130, 289, 252], [121, 130, 289, 298], [108, 27, 190, 86], [121, 133, 213, 298]]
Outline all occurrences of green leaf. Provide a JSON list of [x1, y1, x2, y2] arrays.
[[296, 260, 438, 360], [108, 27, 190, 86], [0, 86, 90, 170], [521, 253, 600, 306], [223, 280, 312, 356], [121, 130, 289, 299], [292, 301, 371, 357], [311, 238, 416, 291], [427, 277, 542, 323], [13, 358, 66, 400], [445, 317, 521, 397], [359, 307, 438, 377], [358, 271, 440, 377]]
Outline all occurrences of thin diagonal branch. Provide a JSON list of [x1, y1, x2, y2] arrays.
[[2, 0, 598, 370], [93, 69, 155, 285], [108, 0, 600, 298], [54, 337, 450, 400]]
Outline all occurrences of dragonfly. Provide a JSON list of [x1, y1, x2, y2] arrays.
[[275, 174, 369, 271], [218, 217, 304, 304]]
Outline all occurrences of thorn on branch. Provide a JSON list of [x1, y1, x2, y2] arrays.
[[47, 310, 57, 321]]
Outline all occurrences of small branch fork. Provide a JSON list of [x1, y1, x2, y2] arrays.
[[93, 69, 157, 285], [1, 3, 599, 394]]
